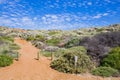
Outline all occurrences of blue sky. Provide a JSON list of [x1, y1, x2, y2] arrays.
[[0, 0, 120, 30]]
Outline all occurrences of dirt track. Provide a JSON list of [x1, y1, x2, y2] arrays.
[[0, 38, 119, 80]]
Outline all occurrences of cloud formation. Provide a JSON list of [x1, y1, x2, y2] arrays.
[[0, 0, 119, 30]]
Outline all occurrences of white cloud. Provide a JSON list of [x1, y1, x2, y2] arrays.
[[21, 17, 35, 27], [65, 17, 71, 21], [41, 14, 73, 25], [0, 17, 13, 26], [50, 15, 58, 19], [87, 2, 92, 5], [103, 13, 108, 16], [0, 11, 110, 30], [0, 12, 94, 30], [0, 0, 112, 30], [93, 14, 102, 19], [93, 13, 109, 19], [0, 15, 38, 29]]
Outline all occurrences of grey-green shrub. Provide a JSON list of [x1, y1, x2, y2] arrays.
[[0, 36, 20, 59], [51, 46, 94, 73], [91, 67, 119, 77]]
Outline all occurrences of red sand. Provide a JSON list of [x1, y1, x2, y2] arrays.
[[0, 38, 119, 80]]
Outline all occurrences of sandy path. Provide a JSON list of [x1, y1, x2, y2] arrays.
[[0, 38, 119, 80]]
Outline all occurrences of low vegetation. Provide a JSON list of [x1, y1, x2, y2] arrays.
[[45, 38, 61, 46], [1, 24, 120, 77], [0, 55, 13, 67], [64, 38, 79, 48], [101, 47, 120, 70], [0, 32, 20, 67], [80, 31, 120, 66], [41, 50, 52, 57], [51, 46, 94, 73], [91, 67, 119, 77]]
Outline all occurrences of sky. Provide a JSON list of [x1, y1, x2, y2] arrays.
[[0, 0, 120, 30]]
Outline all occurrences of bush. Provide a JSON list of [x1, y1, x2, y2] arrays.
[[80, 31, 120, 66], [26, 36, 35, 41], [48, 31, 60, 35], [35, 35, 46, 42], [46, 38, 61, 46], [54, 48, 66, 58], [41, 51, 52, 57], [101, 47, 120, 70], [0, 36, 14, 42], [0, 55, 13, 67], [65, 38, 79, 48], [9, 43, 20, 50], [91, 67, 119, 77], [96, 28, 104, 32], [51, 46, 94, 73]]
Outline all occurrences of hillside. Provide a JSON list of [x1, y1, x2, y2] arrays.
[[0, 24, 120, 79], [0, 24, 120, 56], [0, 24, 120, 37], [0, 24, 120, 58]]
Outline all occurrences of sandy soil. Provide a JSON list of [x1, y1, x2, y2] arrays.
[[0, 38, 119, 80]]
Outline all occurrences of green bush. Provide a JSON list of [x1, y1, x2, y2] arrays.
[[91, 67, 119, 77], [35, 35, 46, 42], [46, 38, 61, 46], [0, 55, 13, 67], [0, 36, 14, 42], [51, 46, 94, 73], [48, 31, 60, 35], [26, 36, 35, 41], [65, 38, 79, 48], [9, 43, 20, 50], [41, 51, 52, 57], [54, 49, 66, 58], [101, 47, 120, 70], [96, 28, 104, 32]]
